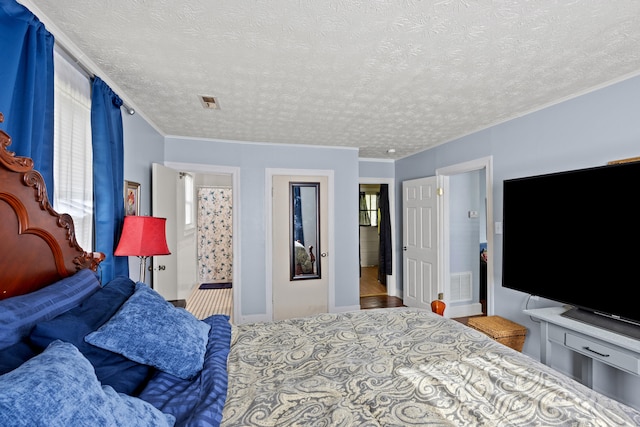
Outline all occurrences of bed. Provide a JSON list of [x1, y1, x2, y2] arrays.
[[294, 240, 315, 275], [2, 113, 640, 426]]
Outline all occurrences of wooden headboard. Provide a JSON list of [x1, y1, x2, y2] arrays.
[[0, 112, 105, 300]]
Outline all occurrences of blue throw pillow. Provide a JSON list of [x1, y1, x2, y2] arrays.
[[85, 283, 211, 380], [138, 315, 231, 427], [29, 276, 153, 395], [0, 341, 175, 427], [0, 269, 101, 350]]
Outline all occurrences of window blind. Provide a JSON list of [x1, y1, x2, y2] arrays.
[[53, 49, 93, 250]]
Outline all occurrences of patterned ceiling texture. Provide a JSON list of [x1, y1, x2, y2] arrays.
[[20, 0, 640, 159]]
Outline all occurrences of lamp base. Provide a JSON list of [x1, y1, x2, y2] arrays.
[[138, 256, 148, 284]]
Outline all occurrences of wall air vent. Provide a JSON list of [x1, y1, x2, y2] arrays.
[[199, 95, 220, 110]]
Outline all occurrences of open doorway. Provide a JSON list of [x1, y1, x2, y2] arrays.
[[358, 178, 396, 300], [401, 157, 492, 317], [446, 170, 487, 316], [188, 175, 234, 320], [437, 156, 493, 318], [161, 161, 240, 323], [359, 184, 385, 297], [195, 182, 233, 287]]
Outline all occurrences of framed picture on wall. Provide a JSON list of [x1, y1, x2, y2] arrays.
[[124, 180, 140, 216]]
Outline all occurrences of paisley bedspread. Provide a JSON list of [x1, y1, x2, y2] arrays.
[[221, 308, 640, 426]]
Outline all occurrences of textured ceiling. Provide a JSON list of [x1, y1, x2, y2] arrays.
[[20, 0, 640, 159]]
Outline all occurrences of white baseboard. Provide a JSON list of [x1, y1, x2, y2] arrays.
[[334, 305, 361, 313], [446, 302, 483, 318], [237, 313, 271, 324]]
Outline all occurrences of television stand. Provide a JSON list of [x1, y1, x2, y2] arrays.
[[524, 307, 640, 388]]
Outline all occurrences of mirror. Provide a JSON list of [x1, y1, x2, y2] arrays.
[[290, 182, 321, 280]]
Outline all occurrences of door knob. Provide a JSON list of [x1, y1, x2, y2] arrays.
[[403, 246, 407, 251], [321, 252, 328, 257]]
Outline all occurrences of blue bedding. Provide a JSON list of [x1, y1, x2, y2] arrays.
[[138, 314, 231, 427]]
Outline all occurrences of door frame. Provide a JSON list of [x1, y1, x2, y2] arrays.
[[359, 177, 396, 297], [165, 161, 241, 324], [436, 156, 494, 317], [151, 163, 179, 300], [266, 168, 335, 321]]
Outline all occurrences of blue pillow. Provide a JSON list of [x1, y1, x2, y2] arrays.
[[0, 269, 101, 350], [138, 315, 231, 426], [85, 283, 211, 380], [29, 276, 153, 395], [0, 341, 175, 427]]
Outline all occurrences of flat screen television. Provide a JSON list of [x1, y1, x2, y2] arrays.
[[502, 160, 640, 338]]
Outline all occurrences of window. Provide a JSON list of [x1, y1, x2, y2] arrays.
[[359, 191, 378, 227], [52, 48, 93, 250], [184, 173, 194, 229]]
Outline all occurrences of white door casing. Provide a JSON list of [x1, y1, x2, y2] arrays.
[[272, 175, 329, 320], [402, 176, 439, 311], [436, 156, 493, 317], [151, 163, 178, 300]]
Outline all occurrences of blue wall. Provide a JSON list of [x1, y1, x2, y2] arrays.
[[359, 158, 395, 178], [121, 124, 362, 320], [164, 138, 361, 320], [121, 112, 164, 284], [395, 74, 640, 408]]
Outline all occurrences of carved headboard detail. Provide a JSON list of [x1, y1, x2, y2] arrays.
[[0, 112, 105, 300]]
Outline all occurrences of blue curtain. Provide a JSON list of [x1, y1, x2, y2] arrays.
[[91, 77, 128, 283], [0, 0, 55, 197], [377, 184, 392, 285], [293, 186, 305, 245]]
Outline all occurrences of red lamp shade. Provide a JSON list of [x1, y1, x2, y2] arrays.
[[115, 216, 171, 257]]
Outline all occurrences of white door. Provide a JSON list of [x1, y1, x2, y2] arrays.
[[402, 176, 439, 311], [272, 175, 328, 320], [151, 163, 178, 300]]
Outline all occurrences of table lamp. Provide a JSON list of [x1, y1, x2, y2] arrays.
[[115, 216, 171, 283]]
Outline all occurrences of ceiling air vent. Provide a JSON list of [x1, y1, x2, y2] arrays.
[[199, 95, 220, 110]]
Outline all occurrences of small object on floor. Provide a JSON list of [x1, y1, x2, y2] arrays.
[[431, 299, 446, 316], [199, 282, 232, 290]]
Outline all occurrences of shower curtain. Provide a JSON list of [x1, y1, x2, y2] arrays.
[[197, 187, 233, 283]]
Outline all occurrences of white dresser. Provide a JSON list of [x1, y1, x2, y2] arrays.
[[524, 306, 640, 388]]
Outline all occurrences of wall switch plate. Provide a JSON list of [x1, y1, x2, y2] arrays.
[[495, 221, 503, 234]]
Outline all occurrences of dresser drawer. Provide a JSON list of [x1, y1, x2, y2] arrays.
[[565, 333, 640, 375]]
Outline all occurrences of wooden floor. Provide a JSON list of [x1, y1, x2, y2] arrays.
[[360, 266, 404, 309], [186, 286, 233, 319], [359, 266, 387, 296]]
